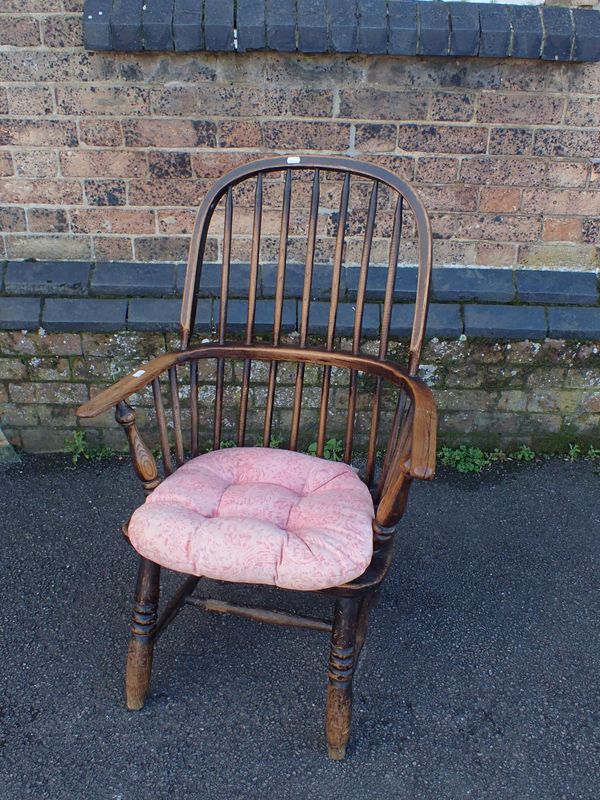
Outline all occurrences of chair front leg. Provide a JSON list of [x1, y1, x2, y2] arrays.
[[326, 596, 359, 760], [126, 556, 161, 710], [355, 587, 380, 664]]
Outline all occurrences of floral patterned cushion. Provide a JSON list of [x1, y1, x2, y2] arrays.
[[128, 447, 374, 591]]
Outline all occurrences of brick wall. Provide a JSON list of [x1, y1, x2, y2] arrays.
[[0, 1, 599, 271], [1, 329, 599, 454], [1, 2, 599, 454]]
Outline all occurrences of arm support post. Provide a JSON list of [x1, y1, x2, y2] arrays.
[[115, 400, 160, 495]]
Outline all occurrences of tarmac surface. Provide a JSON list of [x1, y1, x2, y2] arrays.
[[1, 454, 599, 800]]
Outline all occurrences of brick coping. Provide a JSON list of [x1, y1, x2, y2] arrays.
[[82, 0, 600, 62], [0, 261, 599, 339]]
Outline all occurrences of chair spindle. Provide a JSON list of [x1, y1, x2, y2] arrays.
[[344, 180, 378, 463], [290, 169, 320, 451], [238, 174, 263, 447], [317, 172, 350, 457], [264, 170, 292, 447], [190, 359, 199, 457], [152, 377, 173, 476], [168, 366, 185, 467]]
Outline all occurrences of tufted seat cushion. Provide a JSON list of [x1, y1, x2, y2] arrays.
[[128, 447, 374, 591]]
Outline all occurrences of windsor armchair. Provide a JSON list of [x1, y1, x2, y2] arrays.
[[76, 155, 437, 759]]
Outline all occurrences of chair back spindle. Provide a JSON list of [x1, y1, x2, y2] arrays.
[[176, 156, 432, 499]]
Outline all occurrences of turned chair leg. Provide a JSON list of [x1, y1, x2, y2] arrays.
[[125, 557, 161, 711], [355, 587, 381, 663], [325, 596, 360, 760]]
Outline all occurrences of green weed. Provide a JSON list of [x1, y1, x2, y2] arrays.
[[513, 445, 536, 462], [308, 438, 344, 461], [438, 445, 491, 473], [64, 430, 115, 464]]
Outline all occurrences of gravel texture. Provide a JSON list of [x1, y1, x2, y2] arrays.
[[1, 455, 599, 799]]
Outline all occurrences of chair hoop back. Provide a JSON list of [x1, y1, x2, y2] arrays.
[[180, 155, 432, 375]]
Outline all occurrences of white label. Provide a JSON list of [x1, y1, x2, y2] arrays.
[[287, 156, 301, 164], [132, 369, 146, 378]]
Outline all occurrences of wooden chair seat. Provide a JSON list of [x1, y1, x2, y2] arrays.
[[128, 446, 374, 591]]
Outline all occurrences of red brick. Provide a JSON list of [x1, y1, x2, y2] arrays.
[[124, 119, 217, 147], [79, 120, 123, 147], [496, 61, 566, 93], [338, 89, 428, 120], [358, 154, 414, 181], [0, 120, 77, 147], [354, 123, 397, 153], [0, 50, 75, 83], [543, 161, 589, 188], [434, 240, 477, 266], [60, 150, 147, 177], [7, 86, 54, 116], [397, 124, 488, 154], [564, 97, 600, 127], [0, 179, 82, 205], [42, 15, 82, 48], [262, 52, 363, 87], [479, 187, 521, 213], [261, 121, 350, 151], [70, 208, 155, 235], [157, 209, 197, 235], [191, 151, 260, 178], [150, 85, 263, 117], [566, 63, 600, 93], [433, 213, 541, 242], [0, 16, 40, 46], [218, 120, 262, 148], [0, 207, 26, 232], [13, 150, 58, 178], [582, 219, 599, 244], [92, 236, 134, 262], [134, 236, 191, 262], [488, 127, 533, 155], [475, 242, 518, 266], [461, 157, 546, 186], [429, 93, 475, 122], [27, 208, 69, 233], [128, 179, 212, 207], [264, 88, 333, 118], [542, 218, 583, 242], [2, 0, 61, 10], [0, 153, 13, 177], [533, 129, 599, 158], [477, 92, 564, 125], [56, 87, 149, 116], [522, 189, 600, 216], [84, 180, 126, 206], [149, 152, 193, 178], [418, 184, 478, 212]]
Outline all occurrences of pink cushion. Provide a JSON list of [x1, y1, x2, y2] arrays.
[[128, 447, 374, 591]]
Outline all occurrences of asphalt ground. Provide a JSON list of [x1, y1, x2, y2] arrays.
[[1, 454, 599, 800]]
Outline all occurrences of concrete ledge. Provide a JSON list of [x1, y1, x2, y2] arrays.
[[81, 0, 600, 62], [1, 261, 599, 340]]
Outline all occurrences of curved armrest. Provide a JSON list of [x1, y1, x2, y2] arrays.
[[401, 375, 437, 481], [76, 351, 179, 418], [76, 344, 437, 484]]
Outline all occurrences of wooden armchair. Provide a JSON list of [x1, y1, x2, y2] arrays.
[[76, 155, 437, 759]]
